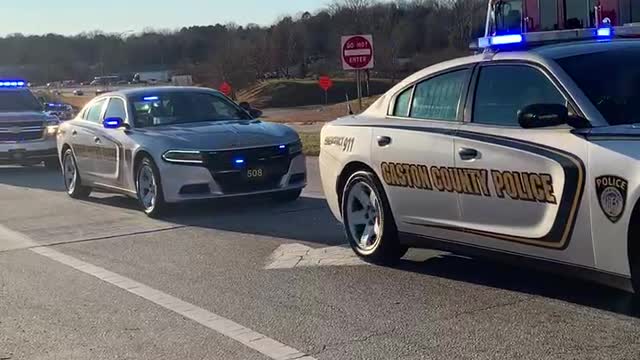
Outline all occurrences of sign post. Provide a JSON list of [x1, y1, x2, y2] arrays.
[[341, 34, 374, 111], [318, 76, 333, 105]]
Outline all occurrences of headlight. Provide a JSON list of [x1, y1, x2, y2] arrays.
[[45, 119, 60, 136], [162, 150, 204, 164], [288, 140, 303, 155]]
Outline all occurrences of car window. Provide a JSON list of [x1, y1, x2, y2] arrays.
[[104, 98, 127, 120], [130, 92, 250, 128], [84, 99, 106, 123], [473, 65, 566, 126], [410, 69, 469, 121], [392, 86, 412, 117]]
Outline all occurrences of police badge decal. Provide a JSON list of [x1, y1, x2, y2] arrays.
[[595, 175, 628, 223]]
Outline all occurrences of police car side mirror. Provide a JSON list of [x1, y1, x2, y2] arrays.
[[103, 117, 130, 130], [249, 108, 263, 119], [518, 104, 569, 129]]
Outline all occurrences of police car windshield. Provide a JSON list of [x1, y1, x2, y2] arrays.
[[555, 47, 640, 126], [130, 92, 251, 128], [0, 90, 43, 112]]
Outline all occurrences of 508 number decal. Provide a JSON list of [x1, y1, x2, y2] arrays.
[[247, 169, 264, 178]]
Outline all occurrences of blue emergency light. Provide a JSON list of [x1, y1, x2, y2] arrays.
[[278, 145, 286, 149], [143, 96, 159, 101], [0, 80, 26, 88], [597, 27, 613, 37], [234, 158, 245, 165]]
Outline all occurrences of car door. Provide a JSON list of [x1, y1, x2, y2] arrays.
[[92, 97, 128, 187], [372, 67, 473, 238], [453, 62, 593, 265], [72, 98, 107, 182]]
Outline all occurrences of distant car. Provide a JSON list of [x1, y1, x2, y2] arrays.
[[0, 80, 60, 168], [95, 89, 108, 96], [73, 89, 84, 96], [57, 87, 306, 217]]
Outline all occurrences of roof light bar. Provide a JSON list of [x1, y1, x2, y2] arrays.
[[0, 80, 26, 88], [143, 96, 159, 101], [597, 27, 612, 37]]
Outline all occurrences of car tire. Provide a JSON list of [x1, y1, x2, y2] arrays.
[[44, 158, 61, 170], [273, 189, 302, 202], [135, 156, 167, 218], [62, 149, 91, 199], [341, 170, 408, 264]]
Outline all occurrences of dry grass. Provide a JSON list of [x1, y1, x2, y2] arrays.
[[300, 132, 321, 156]]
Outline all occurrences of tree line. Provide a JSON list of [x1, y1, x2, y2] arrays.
[[0, 0, 486, 88]]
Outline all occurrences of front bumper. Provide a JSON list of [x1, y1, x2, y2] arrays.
[[158, 153, 307, 203], [0, 138, 57, 164]]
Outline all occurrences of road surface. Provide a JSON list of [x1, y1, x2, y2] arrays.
[[2, 158, 640, 359]]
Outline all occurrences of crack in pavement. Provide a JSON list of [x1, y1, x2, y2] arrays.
[[438, 296, 533, 322]]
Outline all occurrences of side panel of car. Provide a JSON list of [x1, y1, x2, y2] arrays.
[[588, 140, 640, 277], [319, 119, 373, 221]]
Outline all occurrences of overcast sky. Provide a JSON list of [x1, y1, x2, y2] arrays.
[[1, 0, 333, 36]]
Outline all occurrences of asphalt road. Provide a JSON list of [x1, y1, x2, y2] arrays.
[[3, 158, 640, 359]]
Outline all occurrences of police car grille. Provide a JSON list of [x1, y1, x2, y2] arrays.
[[203, 145, 292, 194]]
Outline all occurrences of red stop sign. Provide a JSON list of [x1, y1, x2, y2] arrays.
[[342, 35, 373, 69], [219, 82, 232, 96], [318, 76, 333, 91]]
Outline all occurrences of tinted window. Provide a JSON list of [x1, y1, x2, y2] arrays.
[[410, 70, 469, 121], [473, 65, 565, 126], [393, 87, 412, 117], [130, 92, 250, 128], [0, 90, 42, 112], [104, 98, 127, 120], [85, 99, 106, 123], [555, 47, 640, 125]]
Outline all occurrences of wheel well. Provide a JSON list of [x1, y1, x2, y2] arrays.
[[133, 150, 152, 175], [628, 200, 640, 268], [61, 143, 71, 158], [336, 161, 378, 206]]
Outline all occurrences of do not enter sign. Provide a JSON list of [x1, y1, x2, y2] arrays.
[[341, 34, 374, 70], [318, 76, 333, 91]]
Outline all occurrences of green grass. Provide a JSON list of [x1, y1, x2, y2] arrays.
[[300, 132, 321, 156]]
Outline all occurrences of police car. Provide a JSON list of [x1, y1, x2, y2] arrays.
[[57, 87, 306, 217], [320, 21, 640, 293], [0, 80, 60, 168]]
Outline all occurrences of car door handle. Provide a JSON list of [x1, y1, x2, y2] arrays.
[[458, 147, 479, 160], [94, 136, 101, 144], [377, 136, 392, 147], [71, 130, 77, 136]]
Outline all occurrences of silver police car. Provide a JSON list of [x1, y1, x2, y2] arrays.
[[57, 87, 306, 217], [320, 26, 640, 294]]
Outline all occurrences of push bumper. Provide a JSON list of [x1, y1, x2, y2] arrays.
[[158, 153, 307, 203], [0, 139, 58, 164]]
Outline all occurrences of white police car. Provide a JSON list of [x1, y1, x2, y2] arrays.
[[320, 24, 640, 294]]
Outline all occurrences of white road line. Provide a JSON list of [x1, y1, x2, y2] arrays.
[[26, 245, 317, 360], [0, 224, 38, 252]]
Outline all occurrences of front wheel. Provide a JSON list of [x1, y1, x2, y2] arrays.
[[136, 157, 167, 218], [62, 149, 91, 199], [342, 170, 408, 264]]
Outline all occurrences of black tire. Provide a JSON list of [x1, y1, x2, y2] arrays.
[[44, 158, 61, 170], [273, 189, 302, 203], [341, 170, 408, 264], [135, 156, 167, 218], [62, 149, 91, 199]]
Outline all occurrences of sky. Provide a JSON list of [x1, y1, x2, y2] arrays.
[[1, 0, 329, 36]]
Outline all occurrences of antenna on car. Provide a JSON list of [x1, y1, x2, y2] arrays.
[[346, 93, 353, 115]]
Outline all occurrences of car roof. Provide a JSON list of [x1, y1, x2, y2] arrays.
[[531, 38, 640, 59], [105, 86, 221, 98]]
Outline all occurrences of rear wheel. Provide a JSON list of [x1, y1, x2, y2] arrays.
[[136, 156, 167, 218], [62, 149, 91, 199], [342, 170, 408, 264]]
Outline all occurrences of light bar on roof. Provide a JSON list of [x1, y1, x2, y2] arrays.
[[0, 80, 26, 88], [597, 27, 613, 37]]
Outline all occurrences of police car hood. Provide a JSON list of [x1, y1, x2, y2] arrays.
[[137, 120, 298, 149], [0, 111, 48, 123], [580, 124, 640, 140]]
